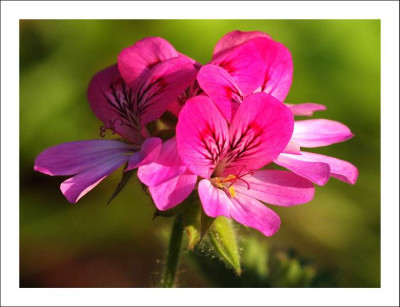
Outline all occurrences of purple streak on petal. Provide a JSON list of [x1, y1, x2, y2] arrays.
[[293, 119, 354, 148], [234, 170, 315, 206], [138, 137, 187, 187]]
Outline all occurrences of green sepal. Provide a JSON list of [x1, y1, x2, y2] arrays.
[[179, 193, 215, 250], [107, 167, 136, 205], [208, 216, 241, 275]]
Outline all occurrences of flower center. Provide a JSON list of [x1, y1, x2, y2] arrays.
[[210, 168, 254, 198]]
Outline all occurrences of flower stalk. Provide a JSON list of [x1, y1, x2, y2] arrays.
[[161, 213, 184, 287]]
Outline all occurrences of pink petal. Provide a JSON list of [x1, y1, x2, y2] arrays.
[[226, 92, 294, 173], [34, 139, 135, 176], [295, 151, 358, 185], [197, 64, 244, 123], [198, 179, 281, 237], [87, 65, 144, 144], [213, 30, 271, 57], [60, 155, 129, 203], [234, 170, 315, 206], [286, 103, 327, 116], [149, 171, 197, 211], [118, 37, 179, 85], [293, 119, 354, 148], [176, 96, 229, 178], [126, 137, 162, 171], [230, 192, 281, 237], [198, 179, 231, 217], [255, 39, 293, 102], [211, 37, 269, 94], [274, 153, 331, 186], [137, 137, 187, 187], [282, 138, 301, 155], [130, 56, 197, 126]]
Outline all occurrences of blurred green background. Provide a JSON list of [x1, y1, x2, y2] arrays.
[[20, 20, 380, 287]]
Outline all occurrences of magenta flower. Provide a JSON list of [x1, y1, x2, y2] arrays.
[[174, 94, 314, 236], [197, 63, 358, 186], [34, 37, 197, 203]]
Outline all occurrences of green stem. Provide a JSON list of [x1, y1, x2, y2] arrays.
[[161, 213, 184, 287]]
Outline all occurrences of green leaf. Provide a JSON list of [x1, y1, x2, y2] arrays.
[[208, 217, 241, 275], [107, 168, 136, 205]]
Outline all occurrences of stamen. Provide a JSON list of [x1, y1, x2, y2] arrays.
[[210, 166, 254, 197], [99, 118, 124, 137]]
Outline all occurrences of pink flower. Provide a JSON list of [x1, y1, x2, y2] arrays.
[[34, 38, 197, 203], [167, 30, 292, 116], [174, 93, 315, 236], [197, 63, 358, 186], [141, 92, 315, 236]]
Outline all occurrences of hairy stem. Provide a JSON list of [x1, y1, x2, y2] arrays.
[[161, 213, 184, 287]]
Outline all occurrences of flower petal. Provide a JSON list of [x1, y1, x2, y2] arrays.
[[213, 30, 271, 56], [87, 64, 144, 144], [177, 96, 229, 178], [197, 64, 244, 123], [34, 139, 134, 176], [198, 179, 231, 217], [295, 151, 358, 184], [230, 193, 281, 237], [118, 37, 179, 85], [234, 170, 315, 206], [149, 171, 197, 211], [211, 37, 268, 94], [293, 119, 354, 148], [225, 92, 294, 173], [60, 155, 129, 203], [130, 56, 197, 126], [274, 153, 331, 186], [137, 137, 187, 187], [198, 179, 282, 237], [282, 138, 301, 155], [126, 137, 162, 171], [286, 103, 327, 116], [255, 39, 293, 102]]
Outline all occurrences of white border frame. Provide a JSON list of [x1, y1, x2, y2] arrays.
[[2, 1, 399, 306]]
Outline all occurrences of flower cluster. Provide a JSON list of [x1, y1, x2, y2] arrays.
[[35, 31, 358, 237]]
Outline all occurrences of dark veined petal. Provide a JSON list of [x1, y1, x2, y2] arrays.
[[176, 96, 229, 179], [224, 92, 294, 173]]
